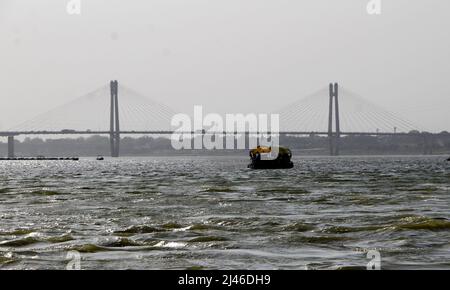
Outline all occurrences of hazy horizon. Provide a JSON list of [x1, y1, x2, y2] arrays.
[[1, 0, 449, 132]]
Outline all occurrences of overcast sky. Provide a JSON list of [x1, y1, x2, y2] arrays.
[[0, 0, 449, 132]]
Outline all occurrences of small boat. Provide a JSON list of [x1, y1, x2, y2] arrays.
[[447, 157, 450, 162], [248, 146, 294, 169], [96, 156, 104, 161]]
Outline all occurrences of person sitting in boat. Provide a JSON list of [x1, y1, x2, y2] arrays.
[[250, 146, 262, 161], [248, 146, 293, 169]]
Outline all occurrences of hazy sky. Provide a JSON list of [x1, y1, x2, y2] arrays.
[[1, 0, 449, 132]]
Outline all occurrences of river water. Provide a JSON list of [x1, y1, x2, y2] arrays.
[[0, 156, 449, 270]]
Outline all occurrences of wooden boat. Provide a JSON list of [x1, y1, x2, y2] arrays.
[[248, 146, 294, 169]]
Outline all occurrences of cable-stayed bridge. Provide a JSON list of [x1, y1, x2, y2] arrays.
[[0, 81, 430, 157]]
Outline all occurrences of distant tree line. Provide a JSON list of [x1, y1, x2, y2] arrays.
[[0, 132, 449, 157]]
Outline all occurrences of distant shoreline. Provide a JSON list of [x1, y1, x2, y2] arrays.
[[3, 153, 448, 159], [1, 133, 449, 157]]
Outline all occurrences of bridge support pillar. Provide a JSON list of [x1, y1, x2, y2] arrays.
[[328, 83, 334, 155], [7, 136, 14, 158], [423, 135, 433, 155], [328, 83, 340, 156], [110, 80, 120, 157]]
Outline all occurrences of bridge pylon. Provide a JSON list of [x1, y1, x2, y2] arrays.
[[110, 80, 120, 157], [7, 136, 15, 158], [328, 83, 341, 156]]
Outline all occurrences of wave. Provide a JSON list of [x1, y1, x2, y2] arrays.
[[114, 222, 218, 236], [0, 237, 40, 247], [258, 188, 309, 194], [0, 255, 15, 266], [188, 224, 219, 231], [0, 233, 75, 248], [389, 216, 450, 231], [46, 234, 74, 243], [114, 225, 166, 236], [200, 187, 235, 193], [103, 238, 143, 247], [288, 235, 351, 244], [283, 222, 315, 232], [322, 225, 382, 234], [188, 236, 228, 243], [70, 244, 108, 253], [29, 190, 62, 196], [153, 241, 186, 248], [0, 229, 35, 236], [322, 216, 450, 234]]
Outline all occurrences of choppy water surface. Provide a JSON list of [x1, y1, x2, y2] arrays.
[[0, 156, 449, 270]]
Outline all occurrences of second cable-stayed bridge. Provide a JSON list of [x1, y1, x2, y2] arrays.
[[0, 81, 428, 157]]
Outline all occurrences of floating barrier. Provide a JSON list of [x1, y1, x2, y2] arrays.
[[0, 157, 79, 161]]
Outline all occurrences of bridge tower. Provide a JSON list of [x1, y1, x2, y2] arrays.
[[7, 136, 15, 158], [422, 133, 433, 155], [328, 83, 341, 156], [110, 80, 120, 157]]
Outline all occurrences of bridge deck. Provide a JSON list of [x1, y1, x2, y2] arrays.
[[0, 131, 424, 137]]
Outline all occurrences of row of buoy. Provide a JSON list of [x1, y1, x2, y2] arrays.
[[1, 156, 448, 161], [0, 157, 79, 161], [0, 156, 107, 161]]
